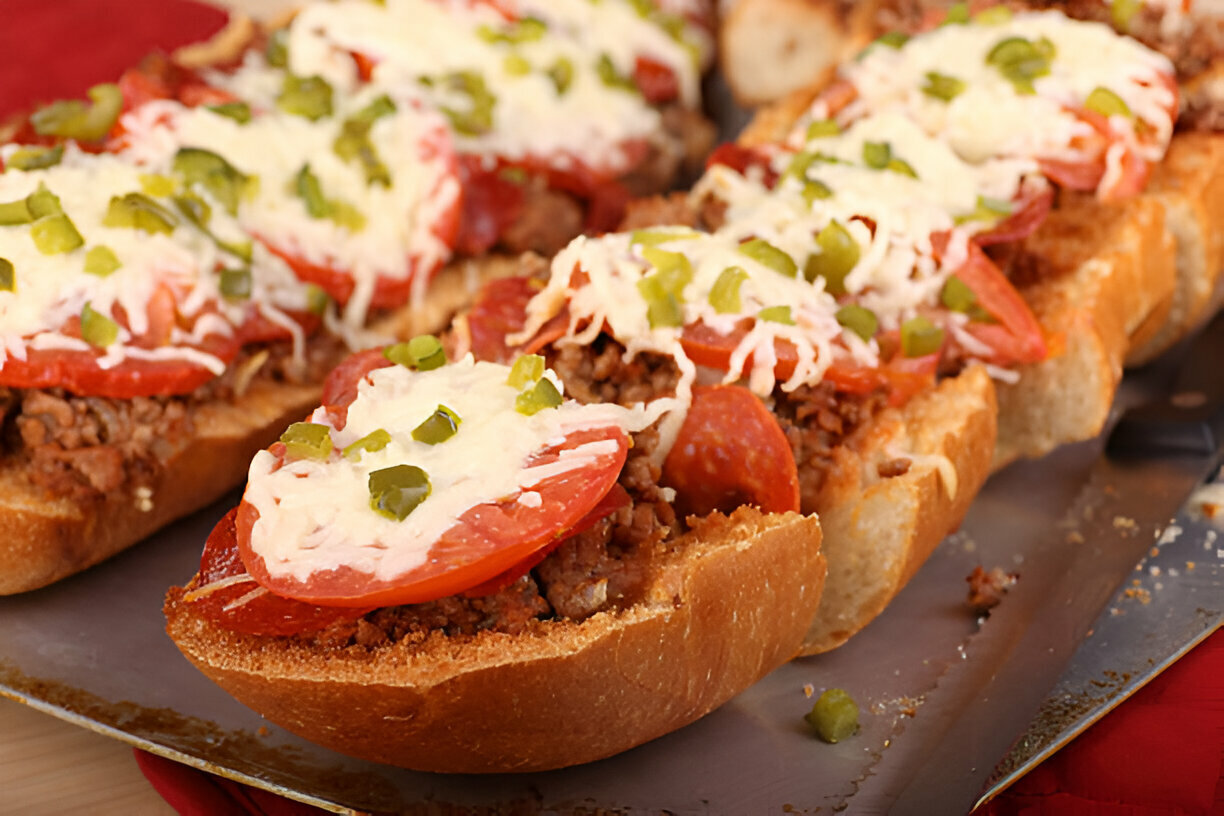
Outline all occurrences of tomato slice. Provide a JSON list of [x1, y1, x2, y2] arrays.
[[236, 422, 630, 607], [663, 384, 800, 518], [181, 508, 374, 636], [633, 56, 680, 105]]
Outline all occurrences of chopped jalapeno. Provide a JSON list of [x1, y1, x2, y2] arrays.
[[805, 220, 860, 294], [500, 166, 528, 185], [1111, 0, 1141, 30], [922, 72, 965, 101], [871, 31, 909, 51], [805, 119, 841, 140], [343, 428, 391, 461], [385, 334, 446, 370], [642, 246, 693, 295], [503, 54, 532, 76], [507, 354, 545, 388], [708, 266, 748, 314], [25, 185, 63, 219], [900, 316, 945, 357], [805, 688, 859, 744], [265, 28, 289, 67], [6, 145, 63, 172], [353, 94, 397, 126], [329, 199, 367, 232], [548, 57, 574, 95], [432, 70, 496, 136], [280, 422, 333, 461], [637, 274, 683, 329], [31, 213, 84, 255], [219, 267, 252, 300], [516, 377, 563, 415], [784, 150, 818, 183], [334, 97, 395, 187], [80, 302, 118, 347], [173, 191, 212, 227], [30, 83, 122, 141], [596, 53, 638, 93], [104, 193, 178, 234], [295, 164, 331, 218], [1085, 86, 1132, 119], [412, 404, 461, 445], [0, 258, 13, 291], [940, 275, 977, 313], [140, 173, 177, 198], [0, 198, 32, 226], [758, 305, 794, 325], [863, 141, 892, 170], [631, 228, 698, 247], [802, 179, 834, 204], [207, 101, 252, 124], [887, 158, 918, 179], [84, 245, 121, 277], [987, 36, 1055, 94], [477, 16, 547, 44], [942, 2, 970, 24], [369, 464, 431, 521], [836, 304, 878, 341], [739, 238, 797, 278], [306, 283, 330, 316], [956, 193, 1014, 224], [278, 74, 334, 121], [975, 5, 1012, 24], [173, 148, 252, 216]]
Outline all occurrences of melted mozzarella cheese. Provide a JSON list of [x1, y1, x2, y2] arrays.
[[244, 355, 668, 582], [118, 80, 460, 327], [0, 146, 304, 371]]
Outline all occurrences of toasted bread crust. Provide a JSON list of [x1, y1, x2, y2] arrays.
[[165, 507, 825, 773]]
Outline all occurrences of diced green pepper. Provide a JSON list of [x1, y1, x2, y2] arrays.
[[922, 71, 965, 102], [871, 31, 909, 51], [80, 302, 118, 347], [1111, 0, 1142, 31], [987, 36, 1056, 94], [295, 164, 330, 218], [477, 16, 547, 44], [802, 179, 834, 205], [708, 266, 748, 314], [503, 54, 532, 76], [84, 245, 121, 277], [432, 71, 496, 136], [805, 688, 859, 744], [140, 173, 178, 198], [548, 57, 575, 95], [278, 74, 334, 121], [975, 5, 1012, 24], [940, 275, 976, 313], [0, 258, 13, 292], [31, 213, 84, 254], [384, 334, 447, 370], [343, 428, 391, 461], [219, 267, 252, 300], [328, 199, 367, 232], [207, 101, 252, 124], [306, 284, 330, 316], [637, 274, 683, 329], [804, 220, 860, 295], [173, 147, 252, 216], [368, 464, 431, 521], [0, 198, 32, 226], [516, 376, 563, 415], [334, 97, 395, 188], [265, 28, 289, 67], [863, 141, 892, 170], [25, 184, 63, 219], [942, 2, 970, 24], [805, 119, 841, 140], [1085, 86, 1132, 119], [888, 158, 919, 179], [412, 404, 461, 445], [631, 227, 699, 247], [352, 94, 397, 126], [507, 353, 545, 388], [739, 238, 798, 278], [596, 53, 638, 93], [30, 83, 122, 141], [103, 193, 178, 235], [900, 315, 945, 357], [758, 305, 794, 325], [642, 246, 693, 295], [955, 194, 1014, 224], [836, 304, 878, 341], [6, 145, 63, 172], [280, 421, 333, 461]]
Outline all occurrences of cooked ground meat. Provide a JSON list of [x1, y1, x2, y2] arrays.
[[497, 178, 586, 257], [619, 191, 699, 232], [1, 333, 347, 502], [549, 337, 681, 408]]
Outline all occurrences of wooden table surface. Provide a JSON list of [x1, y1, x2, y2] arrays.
[[0, 697, 174, 816]]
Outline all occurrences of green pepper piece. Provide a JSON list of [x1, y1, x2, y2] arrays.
[[863, 141, 892, 170], [140, 173, 178, 198], [870, 30, 909, 51], [596, 54, 639, 93], [805, 688, 859, 744], [805, 119, 841, 140], [334, 96, 396, 187], [30, 83, 122, 141], [642, 246, 693, 296], [942, 2, 970, 24], [548, 57, 575, 95], [343, 428, 391, 461], [412, 404, 461, 445], [173, 147, 252, 216], [173, 191, 212, 228], [280, 421, 333, 461], [306, 284, 330, 316], [84, 245, 121, 277], [265, 28, 289, 68], [353, 94, 397, 126], [477, 16, 547, 44], [940, 275, 977, 313], [328, 199, 367, 232], [516, 377, 563, 416], [739, 238, 798, 278], [987, 36, 1055, 94], [6, 145, 63, 172], [708, 266, 749, 314], [430, 71, 496, 136], [368, 464, 431, 521], [805, 220, 860, 294], [103, 193, 178, 235], [637, 274, 683, 329], [1111, 0, 1142, 31], [758, 305, 794, 325], [25, 185, 63, 219], [783, 150, 818, 184], [503, 54, 532, 76], [0, 258, 14, 292], [0, 198, 32, 226], [888, 158, 919, 179], [802, 179, 834, 205], [384, 334, 446, 370], [900, 315, 945, 357], [207, 101, 252, 124], [81, 302, 118, 347], [31, 213, 85, 255], [975, 5, 1012, 24], [278, 75, 334, 121], [922, 71, 965, 102], [1085, 86, 1132, 119], [836, 304, 878, 341], [507, 353, 545, 388], [219, 267, 252, 300], [631, 228, 698, 247], [955, 194, 1014, 224], [294, 164, 331, 218]]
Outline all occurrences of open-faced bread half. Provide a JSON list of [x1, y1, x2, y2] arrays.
[[165, 506, 824, 773]]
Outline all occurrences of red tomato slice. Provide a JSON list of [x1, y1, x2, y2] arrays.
[[181, 508, 374, 636], [663, 384, 800, 518], [236, 423, 630, 607], [633, 56, 680, 105]]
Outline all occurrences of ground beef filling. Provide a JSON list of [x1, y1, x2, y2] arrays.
[[0, 333, 347, 501]]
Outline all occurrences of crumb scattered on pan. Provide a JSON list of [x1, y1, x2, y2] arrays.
[[1112, 516, 1139, 536], [1066, 530, 1085, 545], [803, 683, 814, 699], [257, 725, 270, 737], [966, 565, 1017, 614]]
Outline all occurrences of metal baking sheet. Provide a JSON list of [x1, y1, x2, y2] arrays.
[[2, 356, 1213, 815]]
